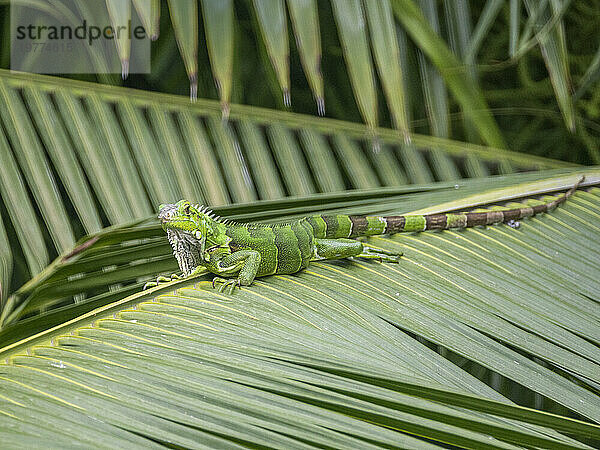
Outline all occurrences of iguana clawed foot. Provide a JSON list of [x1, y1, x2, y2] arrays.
[[212, 277, 241, 294], [143, 273, 183, 290]]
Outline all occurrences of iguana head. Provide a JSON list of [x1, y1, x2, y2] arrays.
[[158, 200, 209, 235], [158, 200, 225, 274]]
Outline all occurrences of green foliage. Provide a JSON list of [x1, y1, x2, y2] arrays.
[[0, 1, 599, 445]]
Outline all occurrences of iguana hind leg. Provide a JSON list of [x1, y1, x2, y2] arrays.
[[359, 246, 403, 263], [313, 238, 402, 263]]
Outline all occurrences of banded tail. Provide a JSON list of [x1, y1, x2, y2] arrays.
[[307, 177, 584, 239]]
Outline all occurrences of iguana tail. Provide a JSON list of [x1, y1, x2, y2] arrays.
[[307, 177, 584, 239]]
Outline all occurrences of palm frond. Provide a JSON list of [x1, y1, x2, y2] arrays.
[[0, 172, 599, 447]]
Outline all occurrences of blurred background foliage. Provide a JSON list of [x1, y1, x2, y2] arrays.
[[1, 0, 598, 163]]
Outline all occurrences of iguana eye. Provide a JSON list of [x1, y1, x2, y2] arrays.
[[183, 204, 191, 215]]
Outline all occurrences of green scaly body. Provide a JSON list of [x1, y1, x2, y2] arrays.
[[152, 179, 583, 293]]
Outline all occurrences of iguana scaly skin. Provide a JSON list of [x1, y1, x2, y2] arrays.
[[150, 178, 583, 293]]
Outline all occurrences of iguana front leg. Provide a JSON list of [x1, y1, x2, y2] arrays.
[[208, 250, 262, 294]]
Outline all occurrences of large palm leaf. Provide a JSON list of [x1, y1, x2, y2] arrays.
[[1, 171, 599, 447]]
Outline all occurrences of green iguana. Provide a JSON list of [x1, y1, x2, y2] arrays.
[[147, 178, 583, 293]]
